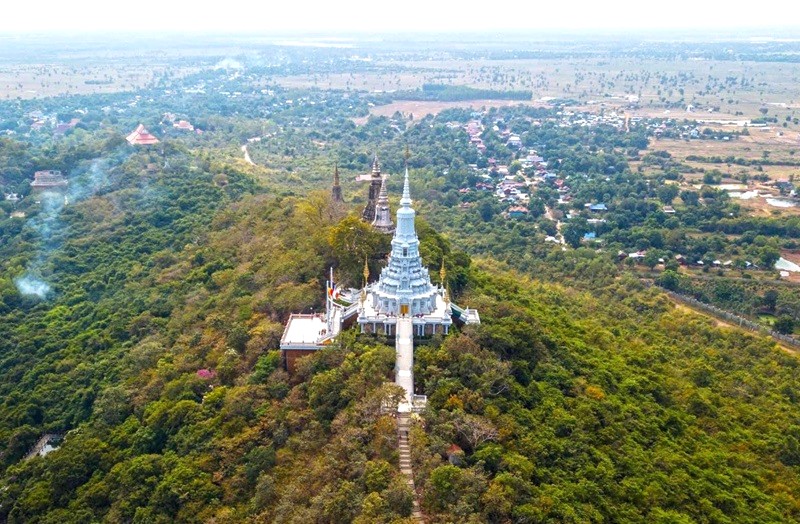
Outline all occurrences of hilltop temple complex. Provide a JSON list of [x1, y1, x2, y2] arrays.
[[280, 162, 479, 411]]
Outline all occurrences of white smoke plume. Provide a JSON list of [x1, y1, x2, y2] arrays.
[[14, 154, 125, 300], [14, 275, 51, 298], [214, 58, 244, 70]]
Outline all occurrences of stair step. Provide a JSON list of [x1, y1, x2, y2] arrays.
[[397, 411, 423, 522]]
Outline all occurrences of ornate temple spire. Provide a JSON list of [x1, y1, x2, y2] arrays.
[[400, 165, 412, 208], [378, 174, 388, 201], [362, 153, 383, 223], [331, 163, 343, 203], [372, 154, 381, 175], [372, 175, 394, 233], [368, 161, 438, 318], [372, 174, 394, 233], [360, 255, 369, 304], [440, 258, 449, 303]]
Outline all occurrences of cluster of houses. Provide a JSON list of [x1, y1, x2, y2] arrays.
[[557, 110, 628, 130], [162, 113, 195, 132], [465, 119, 487, 155], [617, 250, 765, 273], [18, 110, 83, 137], [652, 121, 739, 141], [464, 116, 525, 157], [460, 116, 556, 219], [16, 103, 200, 142], [554, 110, 745, 142]]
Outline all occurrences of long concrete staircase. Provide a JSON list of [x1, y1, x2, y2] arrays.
[[395, 317, 415, 411], [398, 412, 423, 522]]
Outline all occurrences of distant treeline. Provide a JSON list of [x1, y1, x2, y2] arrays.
[[686, 154, 800, 167], [394, 84, 532, 102], [701, 216, 800, 238]]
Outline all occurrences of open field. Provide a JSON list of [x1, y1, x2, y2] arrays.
[[0, 64, 198, 99], [277, 57, 800, 125], [640, 133, 800, 196], [653, 132, 800, 162], [736, 195, 800, 217], [680, 161, 800, 181]]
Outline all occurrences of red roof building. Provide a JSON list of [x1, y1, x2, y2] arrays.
[[173, 120, 194, 131], [126, 124, 160, 146]]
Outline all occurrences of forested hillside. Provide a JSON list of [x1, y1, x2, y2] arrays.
[[1, 47, 800, 522], [415, 265, 800, 522], [0, 141, 458, 522], [0, 135, 799, 522]]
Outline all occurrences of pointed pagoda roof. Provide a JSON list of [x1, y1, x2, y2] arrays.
[[362, 153, 384, 223], [400, 165, 412, 207], [126, 124, 159, 146], [371, 154, 381, 175], [371, 174, 394, 233], [371, 166, 437, 313]]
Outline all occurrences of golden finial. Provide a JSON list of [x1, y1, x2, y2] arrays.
[[440, 258, 450, 304], [360, 256, 369, 304], [404, 144, 410, 163]]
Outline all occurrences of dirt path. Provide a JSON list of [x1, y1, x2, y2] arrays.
[[544, 205, 565, 244], [241, 144, 255, 165]]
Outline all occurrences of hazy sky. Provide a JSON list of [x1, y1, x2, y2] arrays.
[[1, 0, 797, 33]]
